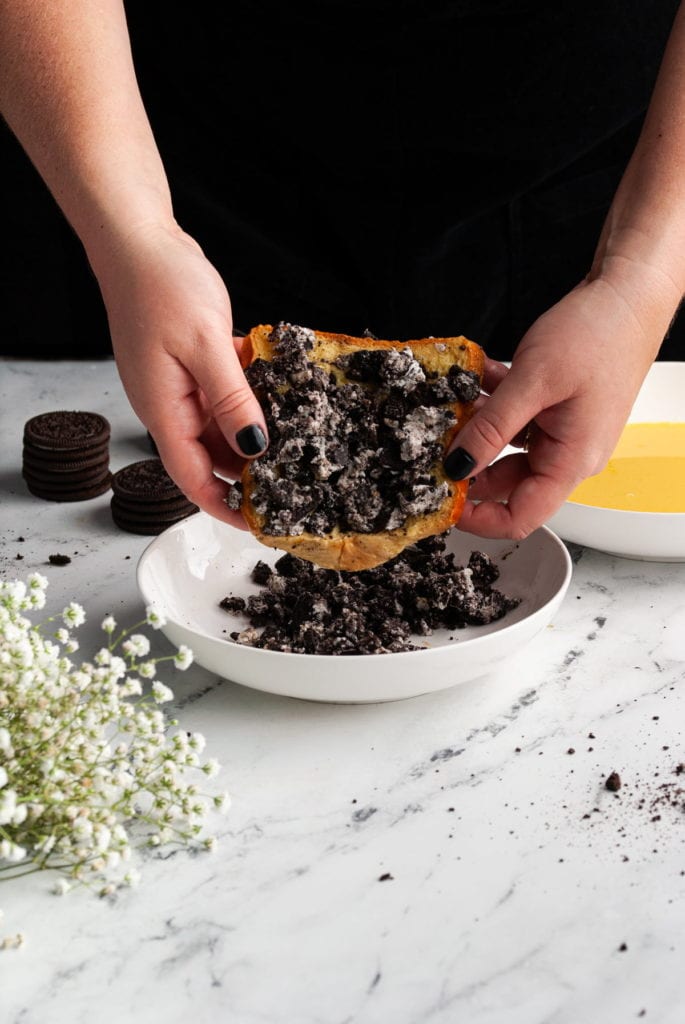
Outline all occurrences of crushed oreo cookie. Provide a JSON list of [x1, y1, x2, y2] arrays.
[[220, 532, 519, 655], [240, 323, 480, 537], [48, 553, 72, 566], [225, 482, 242, 511]]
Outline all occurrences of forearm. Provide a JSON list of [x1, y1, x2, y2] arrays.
[[591, 1, 685, 336], [0, 0, 172, 275]]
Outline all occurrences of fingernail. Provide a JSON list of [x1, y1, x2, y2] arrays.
[[236, 424, 267, 456], [443, 446, 477, 480]]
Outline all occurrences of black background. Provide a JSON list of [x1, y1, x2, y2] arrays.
[[1, 0, 683, 361]]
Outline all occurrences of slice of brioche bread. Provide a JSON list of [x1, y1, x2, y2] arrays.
[[239, 325, 484, 571]]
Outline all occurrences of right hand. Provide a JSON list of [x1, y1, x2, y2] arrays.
[[94, 220, 267, 528]]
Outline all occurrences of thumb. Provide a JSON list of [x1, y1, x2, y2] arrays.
[[443, 371, 540, 480], [187, 329, 269, 458]]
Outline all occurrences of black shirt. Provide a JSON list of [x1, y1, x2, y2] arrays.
[[2, 1, 682, 357]]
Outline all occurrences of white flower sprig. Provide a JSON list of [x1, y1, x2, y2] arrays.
[[0, 575, 229, 910]]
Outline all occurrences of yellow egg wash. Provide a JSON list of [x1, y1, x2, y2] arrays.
[[569, 422, 685, 513]]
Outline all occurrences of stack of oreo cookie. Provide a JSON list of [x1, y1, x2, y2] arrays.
[[110, 458, 198, 534], [22, 411, 112, 501]]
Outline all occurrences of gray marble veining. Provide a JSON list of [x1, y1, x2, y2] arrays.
[[1, 359, 684, 1024]]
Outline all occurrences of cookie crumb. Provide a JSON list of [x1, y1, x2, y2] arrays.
[[378, 872, 394, 882], [219, 595, 247, 614], [220, 534, 518, 655], [48, 553, 71, 566], [605, 772, 622, 792]]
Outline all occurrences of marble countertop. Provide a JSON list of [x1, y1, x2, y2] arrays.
[[1, 359, 685, 1024]]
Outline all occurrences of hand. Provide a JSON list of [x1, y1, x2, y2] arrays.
[[443, 275, 667, 540], [95, 221, 267, 528]]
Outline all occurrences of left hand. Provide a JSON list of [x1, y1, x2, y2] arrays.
[[444, 274, 669, 539]]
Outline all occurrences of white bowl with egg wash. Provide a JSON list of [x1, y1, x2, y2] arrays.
[[137, 512, 571, 704], [547, 362, 685, 561]]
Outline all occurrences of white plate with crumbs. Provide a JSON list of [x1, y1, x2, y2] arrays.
[[137, 512, 572, 703]]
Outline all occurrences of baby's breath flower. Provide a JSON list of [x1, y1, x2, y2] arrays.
[[29, 590, 47, 610], [11, 804, 27, 826], [62, 602, 86, 628], [188, 733, 206, 754], [0, 790, 17, 825], [145, 605, 167, 630], [151, 681, 174, 704], [120, 677, 142, 698], [214, 792, 231, 813], [0, 841, 26, 863], [53, 878, 71, 896], [173, 645, 193, 671], [108, 656, 127, 681], [28, 573, 48, 592], [122, 634, 150, 659], [0, 576, 226, 914]]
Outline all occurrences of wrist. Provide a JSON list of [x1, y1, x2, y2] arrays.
[[589, 226, 684, 356], [77, 181, 176, 280]]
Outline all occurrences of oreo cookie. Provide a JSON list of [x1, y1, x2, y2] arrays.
[[22, 444, 110, 473], [22, 410, 111, 501], [22, 456, 110, 485], [110, 458, 198, 534], [25, 473, 113, 503], [24, 411, 110, 451]]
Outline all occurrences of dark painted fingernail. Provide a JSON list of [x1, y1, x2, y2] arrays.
[[443, 446, 477, 480], [236, 424, 267, 456]]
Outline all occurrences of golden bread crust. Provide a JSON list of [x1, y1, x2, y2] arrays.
[[240, 325, 484, 571]]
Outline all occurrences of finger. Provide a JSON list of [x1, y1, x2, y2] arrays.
[[458, 463, 573, 539], [481, 356, 509, 395], [155, 430, 249, 530], [460, 405, 599, 539], [444, 362, 545, 481], [467, 453, 529, 502], [185, 326, 268, 458], [198, 418, 246, 480], [145, 368, 249, 530]]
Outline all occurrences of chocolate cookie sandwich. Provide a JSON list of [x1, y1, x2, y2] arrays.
[[110, 458, 198, 534], [22, 410, 112, 501], [233, 322, 485, 571]]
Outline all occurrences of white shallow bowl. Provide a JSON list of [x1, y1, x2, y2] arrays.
[[137, 512, 572, 704], [547, 362, 685, 561]]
